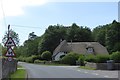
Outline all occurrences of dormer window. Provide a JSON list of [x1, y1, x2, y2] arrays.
[[86, 47, 94, 54]]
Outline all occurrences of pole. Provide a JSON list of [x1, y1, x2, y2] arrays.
[[8, 24, 10, 38]]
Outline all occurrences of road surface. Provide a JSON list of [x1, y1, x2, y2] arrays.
[[18, 62, 119, 80]]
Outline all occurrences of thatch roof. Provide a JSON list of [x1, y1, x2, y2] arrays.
[[53, 40, 109, 57]]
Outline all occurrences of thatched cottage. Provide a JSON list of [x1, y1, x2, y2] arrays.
[[52, 40, 109, 61]]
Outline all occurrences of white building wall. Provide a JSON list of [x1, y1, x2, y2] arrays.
[[54, 52, 66, 61]]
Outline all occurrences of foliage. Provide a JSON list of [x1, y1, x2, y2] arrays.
[[67, 23, 92, 42], [28, 32, 37, 40], [38, 25, 67, 54], [34, 59, 45, 63], [85, 54, 97, 63], [15, 20, 120, 58], [41, 51, 52, 61], [10, 66, 26, 79], [110, 51, 120, 63], [78, 54, 85, 66], [95, 54, 110, 63], [93, 20, 120, 53], [2, 29, 19, 46], [17, 55, 40, 63], [16, 33, 41, 57], [60, 52, 79, 65]]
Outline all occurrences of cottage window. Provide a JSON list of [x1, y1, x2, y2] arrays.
[[86, 47, 94, 54]]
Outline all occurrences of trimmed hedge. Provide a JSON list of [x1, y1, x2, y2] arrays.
[[96, 55, 110, 63], [85, 54, 97, 63], [41, 51, 52, 61], [110, 51, 120, 63], [60, 52, 79, 65], [17, 55, 41, 63], [34, 59, 46, 63]]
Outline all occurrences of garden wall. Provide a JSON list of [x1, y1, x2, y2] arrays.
[[1, 58, 17, 79], [85, 62, 120, 70]]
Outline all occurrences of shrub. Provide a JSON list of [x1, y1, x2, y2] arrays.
[[34, 59, 40, 63], [85, 54, 97, 63], [96, 54, 110, 63], [110, 51, 120, 63], [41, 51, 52, 61], [34, 59, 45, 63], [17, 56, 26, 62], [78, 54, 85, 66], [60, 52, 79, 65], [26, 57, 33, 63], [31, 55, 40, 62]]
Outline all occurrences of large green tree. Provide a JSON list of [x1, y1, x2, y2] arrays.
[[38, 24, 67, 54], [92, 20, 120, 53], [67, 23, 92, 42]]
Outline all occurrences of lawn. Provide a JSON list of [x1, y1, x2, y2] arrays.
[[10, 65, 27, 80]]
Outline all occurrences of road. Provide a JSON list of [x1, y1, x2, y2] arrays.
[[18, 62, 119, 80]]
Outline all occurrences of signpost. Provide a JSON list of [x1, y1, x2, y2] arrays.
[[4, 37, 16, 47], [4, 25, 16, 61], [5, 47, 15, 57]]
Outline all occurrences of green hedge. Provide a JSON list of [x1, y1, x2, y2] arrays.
[[60, 52, 79, 65], [17, 55, 41, 63], [41, 51, 52, 61], [85, 54, 110, 63], [77, 54, 85, 66], [110, 51, 120, 63], [96, 54, 110, 63], [85, 54, 97, 63], [34, 59, 45, 63]]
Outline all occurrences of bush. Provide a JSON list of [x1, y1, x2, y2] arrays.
[[78, 54, 85, 66], [17, 56, 26, 62], [110, 51, 120, 63], [60, 52, 79, 65], [96, 54, 110, 63], [34, 59, 45, 63], [26, 57, 33, 63], [85, 54, 97, 63], [41, 51, 52, 61]]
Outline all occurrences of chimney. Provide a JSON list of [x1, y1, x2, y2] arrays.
[[60, 39, 63, 43]]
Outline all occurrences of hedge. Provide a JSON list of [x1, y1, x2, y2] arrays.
[[60, 52, 79, 65], [110, 51, 120, 63]]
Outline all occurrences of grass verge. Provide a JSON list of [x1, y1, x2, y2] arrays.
[[79, 66, 96, 70], [35, 62, 69, 66], [10, 65, 27, 80]]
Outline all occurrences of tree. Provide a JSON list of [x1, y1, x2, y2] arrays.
[[92, 20, 120, 53], [92, 25, 108, 46], [41, 51, 52, 61], [28, 32, 37, 40], [2, 29, 20, 46], [67, 23, 92, 42], [106, 20, 120, 53], [38, 24, 67, 54]]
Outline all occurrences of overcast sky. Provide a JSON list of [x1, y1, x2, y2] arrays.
[[0, 0, 119, 45]]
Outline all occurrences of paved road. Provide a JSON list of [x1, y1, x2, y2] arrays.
[[18, 62, 119, 80]]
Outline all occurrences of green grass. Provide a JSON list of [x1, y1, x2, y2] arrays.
[[79, 66, 96, 70], [34, 62, 69, 66], [10, 65, 26, 80], [42, 63, 69, 66]]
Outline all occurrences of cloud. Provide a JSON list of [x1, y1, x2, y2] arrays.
[[0, 0, 47, 20], [0, 0, 119, 20]]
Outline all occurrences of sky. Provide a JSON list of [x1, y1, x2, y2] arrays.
[[0, 0, 119, 45]]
